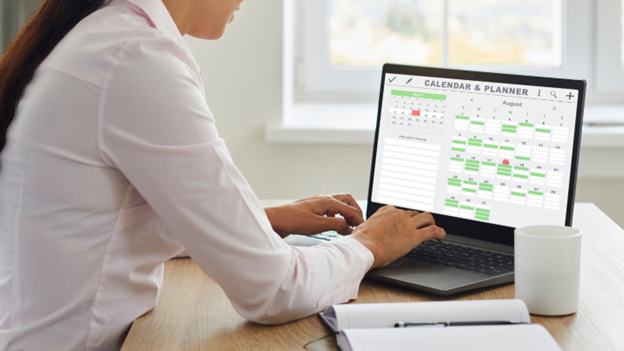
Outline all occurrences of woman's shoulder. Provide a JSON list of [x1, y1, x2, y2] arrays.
[[41, 1, 198, 88]]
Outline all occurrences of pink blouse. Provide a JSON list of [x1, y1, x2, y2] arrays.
[[0, 0, 374, 350]]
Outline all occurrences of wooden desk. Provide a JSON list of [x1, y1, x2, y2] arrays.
[[121, 203, 624, 351]]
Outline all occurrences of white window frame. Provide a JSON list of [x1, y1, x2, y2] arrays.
[[596, 0, 624, 94], [295, 0, 613, 103]]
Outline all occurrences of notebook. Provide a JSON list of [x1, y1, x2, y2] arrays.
[[337, 325, 560, 351], [319, 299, 561, 351]]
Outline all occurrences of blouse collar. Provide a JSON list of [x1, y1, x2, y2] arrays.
[[123, 0, 185, 45]]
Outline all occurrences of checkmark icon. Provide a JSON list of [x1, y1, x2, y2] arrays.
[[389, 76, 396, 83]]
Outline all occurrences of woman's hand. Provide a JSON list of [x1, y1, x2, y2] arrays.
[[264, 194, 364, 238], [351, 205, 446, 269]]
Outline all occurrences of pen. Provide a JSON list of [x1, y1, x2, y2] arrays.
[[394, 321, 528, 328]]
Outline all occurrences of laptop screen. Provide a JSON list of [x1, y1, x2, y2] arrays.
[[369, 69, 583, 230]]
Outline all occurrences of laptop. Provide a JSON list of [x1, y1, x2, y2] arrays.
[[285, 64, 586, 296]]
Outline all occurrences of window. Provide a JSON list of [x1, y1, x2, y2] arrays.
[[295, 0, 616, 102], [329, 0, 561, 67]]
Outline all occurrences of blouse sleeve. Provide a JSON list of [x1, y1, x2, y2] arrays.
[[98, 37, 374, 324]]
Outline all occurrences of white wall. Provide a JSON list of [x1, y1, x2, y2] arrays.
[[1, 0, 41, 51], [185, 0, 624, 228]]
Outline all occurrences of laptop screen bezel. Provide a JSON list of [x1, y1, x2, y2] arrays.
[[366, 64, 587, 247]]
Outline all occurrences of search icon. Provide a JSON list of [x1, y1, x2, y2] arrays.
[[550, 90, 557, 99]]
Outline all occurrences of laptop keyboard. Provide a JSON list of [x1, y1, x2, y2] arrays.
[[406, 240, 514, 275], [311, 233, 514, 276], [310, 231, 341, 241]]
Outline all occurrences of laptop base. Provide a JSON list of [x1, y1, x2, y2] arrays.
[[365, 258, 514, 297]]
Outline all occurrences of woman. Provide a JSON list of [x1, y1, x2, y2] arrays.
[[0, 0, 445, 350]]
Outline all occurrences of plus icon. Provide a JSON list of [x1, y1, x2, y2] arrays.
[[566, 92, 575, 100]]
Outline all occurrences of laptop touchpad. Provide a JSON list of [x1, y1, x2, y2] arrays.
[[370, 258, 490, 291]]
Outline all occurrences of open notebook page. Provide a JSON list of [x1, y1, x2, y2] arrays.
[[321, 299, 530, 332], [338, 324, 562, 351]]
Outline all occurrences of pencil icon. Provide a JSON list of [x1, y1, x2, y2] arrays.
[[406, 78, 413, 84]]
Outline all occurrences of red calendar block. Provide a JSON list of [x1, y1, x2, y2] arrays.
[[412, 110, 420, 116]]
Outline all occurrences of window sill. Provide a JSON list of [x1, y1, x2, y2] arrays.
[[266, 103, 377, 145], [266, 104, 624, 148]]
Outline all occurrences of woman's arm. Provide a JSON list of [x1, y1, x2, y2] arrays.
[[98, 37, 374, 324]]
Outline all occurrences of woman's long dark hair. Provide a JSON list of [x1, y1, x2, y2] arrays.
[[0, 0, 111, 162]]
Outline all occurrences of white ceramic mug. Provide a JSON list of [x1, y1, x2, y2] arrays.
[[514, 225, 582, 316]]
